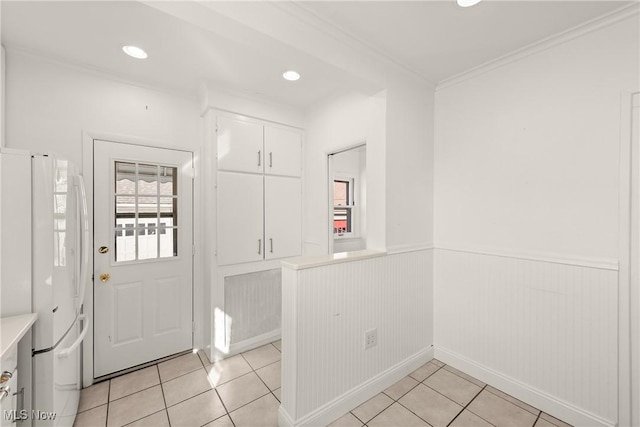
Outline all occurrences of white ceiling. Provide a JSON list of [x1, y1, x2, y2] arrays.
[[1, 1, 633, 109], [297, 1, 632, 83]]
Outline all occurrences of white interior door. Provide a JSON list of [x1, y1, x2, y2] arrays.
[[93, 140, 193, 377]]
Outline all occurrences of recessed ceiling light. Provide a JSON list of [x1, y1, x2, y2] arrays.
[[282, 70, 301, 81], [457, 0, 482, 7], [122, 45, 148, 59]]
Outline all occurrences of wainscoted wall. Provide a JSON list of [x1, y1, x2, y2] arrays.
[[434, 248, 618, 426], [224, 269, 281, 344], [281, 249, 433, 426]]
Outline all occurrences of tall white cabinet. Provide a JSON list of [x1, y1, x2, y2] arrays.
[[216, 115, 302, 266]]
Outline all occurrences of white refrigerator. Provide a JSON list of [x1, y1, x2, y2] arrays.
[[30, 154, 89, 427]]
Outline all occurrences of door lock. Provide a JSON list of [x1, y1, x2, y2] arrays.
[[99, 273, 111, 283], [98, 246, 109, 254]]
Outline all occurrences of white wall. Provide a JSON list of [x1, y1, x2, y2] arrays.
[[303, 91, 386, 255], [435, 17, 638, 260], [4, 49, 203, 385], [385, 75, 434, 252], [5, 50, 200, 166], [434, 15, 639, 426]]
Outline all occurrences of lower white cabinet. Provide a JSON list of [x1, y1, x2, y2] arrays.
[[217, 172, 264, 266], [264, 176, 301, 260], [217, 172, 301, 265]]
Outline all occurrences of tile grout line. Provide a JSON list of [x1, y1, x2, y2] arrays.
[[445, 384, 490, 427], [105, 380, 111, 427], [157, 364, 172, 427], [392, 364, 448, 426], [483, 386, 541, 417], [533, 411, 542, 427], [351, 361, 444, 426], [251, 357, 282, 405], [214, 385, 236, 427]]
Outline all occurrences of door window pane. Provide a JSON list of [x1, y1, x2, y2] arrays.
[[138, 223, 158, 260], [159, 227, 177, 258], [137, 164, 159, 195], [114, 161, 178, 262], [115, 162, 136, 195], [115, 219, 136, 261], [159, 166, 176, 196]]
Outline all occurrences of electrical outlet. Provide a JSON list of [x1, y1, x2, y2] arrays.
[[365, 328, 377, 350]]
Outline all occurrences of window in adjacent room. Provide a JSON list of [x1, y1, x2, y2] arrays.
[[333, 178, 355, 236]]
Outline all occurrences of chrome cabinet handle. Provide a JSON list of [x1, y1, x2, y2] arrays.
[[258, 239, 262, 255], [270, 238, 273, 253], [269, 152, 273, 168], [0, 386, 11, 402], [258, 150, 261, 167]]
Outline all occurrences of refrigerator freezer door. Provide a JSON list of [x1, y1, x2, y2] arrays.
[[32, 156, 81, 350], [32, 315, 83, 427]]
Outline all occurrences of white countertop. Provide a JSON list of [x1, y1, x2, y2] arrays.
[[281, 249, 386, 270], [1, 313, 38, 359]]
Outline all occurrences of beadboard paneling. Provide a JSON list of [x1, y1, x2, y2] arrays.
[[224, 269, 281, 344], [434, 248, 618, 424], [281, 249, 433, 424]]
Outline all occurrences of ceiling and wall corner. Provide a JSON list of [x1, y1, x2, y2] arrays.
[[2, 1, 633, 113]]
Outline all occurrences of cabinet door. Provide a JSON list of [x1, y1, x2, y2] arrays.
[[217, 172, 264, 265], [217, 116, 264, 174], [264, 126, 301, 177], [264, 176, 301, 260]]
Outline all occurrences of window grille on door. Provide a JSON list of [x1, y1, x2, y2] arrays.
[[114, 161, 178, 262]]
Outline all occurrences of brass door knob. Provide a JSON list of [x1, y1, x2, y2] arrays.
[[99, 273, 111, 282], [98, 246, 109, 254], [0, 371, 12, 385]]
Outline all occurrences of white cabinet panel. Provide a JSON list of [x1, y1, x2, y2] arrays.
[[217, 116, 264, 174], [264, 127, 301, 177], [265, 176, 301, 260], [217, 172, 264, 265]]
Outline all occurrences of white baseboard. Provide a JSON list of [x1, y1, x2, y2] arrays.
[[228, 329, 281, 356], [434, 346, 615, 427], [279, 345, 434, 427], [278, 406, 296, 427]]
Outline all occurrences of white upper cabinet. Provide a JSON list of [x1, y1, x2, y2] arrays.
[[264, 176, 302, 260], [214, 114, 303, 266], [217, 116, 264, 174], [217, 171, 264, 266], [264, 126, 301, 177]]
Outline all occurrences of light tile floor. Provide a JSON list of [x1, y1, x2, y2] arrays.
[[74, 342, 572, 427]]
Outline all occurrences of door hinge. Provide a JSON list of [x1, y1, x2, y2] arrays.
[[192, 245, 196, 256], [192, 322, 196, 333]]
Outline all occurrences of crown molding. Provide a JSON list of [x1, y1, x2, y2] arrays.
[[436, 3, 640, 91], [274, 2, 437, 89]]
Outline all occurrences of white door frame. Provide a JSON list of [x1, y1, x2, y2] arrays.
[[618, 91, 640, 427], [81, 130, 202, 387]]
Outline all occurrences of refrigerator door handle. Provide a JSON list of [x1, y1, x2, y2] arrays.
[[75, 175, 89, 309], [57, 314, 89, 359]]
